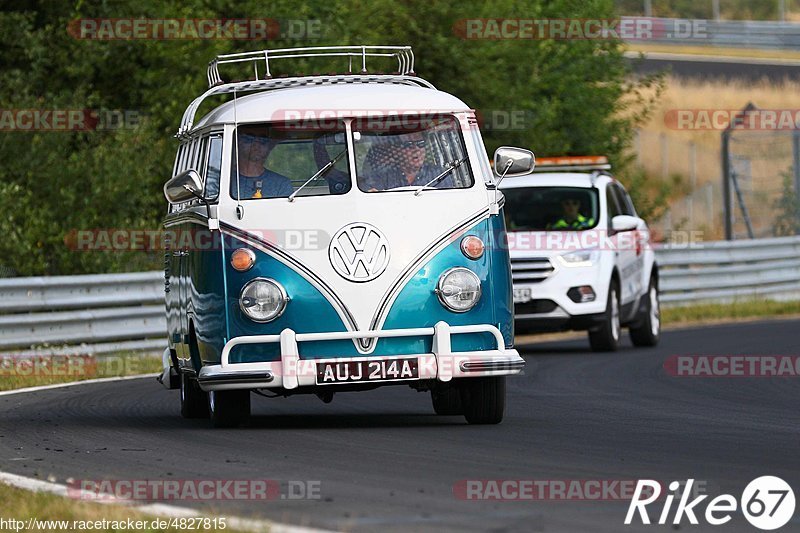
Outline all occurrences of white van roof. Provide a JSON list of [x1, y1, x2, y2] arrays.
[[193, 83, 471, 130]]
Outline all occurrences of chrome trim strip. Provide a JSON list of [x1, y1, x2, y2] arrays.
[[460, 360, 525, 372]]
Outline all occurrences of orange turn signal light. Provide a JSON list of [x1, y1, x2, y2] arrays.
[[231, 248, 256, 272], [460, 235, 485, 260]]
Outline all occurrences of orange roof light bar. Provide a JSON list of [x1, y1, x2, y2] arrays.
[[535, 155, 609, 166]]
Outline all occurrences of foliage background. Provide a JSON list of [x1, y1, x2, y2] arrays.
[[0, 0, 661, 276]]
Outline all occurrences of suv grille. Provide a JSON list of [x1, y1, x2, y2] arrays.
[[510, 257, 555, 284]]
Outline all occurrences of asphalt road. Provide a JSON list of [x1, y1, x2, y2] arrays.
[[628, 53, 800, 81], [1, 319, 798, 532]]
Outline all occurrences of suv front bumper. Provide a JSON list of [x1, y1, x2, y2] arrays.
[[197, 322, 524, 392]]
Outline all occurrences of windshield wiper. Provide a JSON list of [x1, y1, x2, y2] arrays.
[[288, 148, 348, 202], [413, 157, 468, 196]]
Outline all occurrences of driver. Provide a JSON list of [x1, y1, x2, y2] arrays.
[[231, 131, 294, 199], [548, 192, 595, 229], [362, 131, 454, 191]]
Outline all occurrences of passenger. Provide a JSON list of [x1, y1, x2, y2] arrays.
[[363, 131, 454, 191], [232, 132, 294, 199]]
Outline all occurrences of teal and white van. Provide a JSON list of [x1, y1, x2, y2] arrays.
[[159, 46, 532, 427]]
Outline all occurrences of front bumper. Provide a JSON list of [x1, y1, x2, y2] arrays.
[[197, 322, 524, 391]]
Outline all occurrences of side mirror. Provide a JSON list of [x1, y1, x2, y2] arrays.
[[164, 169, 203, 204], [611, 215, 639, 232], [493, 146, 536, 178]]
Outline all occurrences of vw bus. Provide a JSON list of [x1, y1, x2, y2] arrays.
[[159, 46, 531, 427]]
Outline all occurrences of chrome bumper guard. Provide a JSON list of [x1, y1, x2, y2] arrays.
[[197, 321, 524, 391]]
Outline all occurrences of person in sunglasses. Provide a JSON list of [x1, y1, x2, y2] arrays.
[[362, 131, 454, 192], [548, 192, 595, 230], [231, 131, 294, 199]]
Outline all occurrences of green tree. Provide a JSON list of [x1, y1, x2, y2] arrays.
[[0, 0, 660, 275]]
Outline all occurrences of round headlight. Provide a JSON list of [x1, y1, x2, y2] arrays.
[[239, 278, 288, 323], [435, 268, 481, 313]]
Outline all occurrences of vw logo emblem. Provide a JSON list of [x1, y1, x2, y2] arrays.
[[329, 223, 390, 282]]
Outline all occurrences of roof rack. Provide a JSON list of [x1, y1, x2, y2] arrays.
[[532, 155, 611, 172], [207, 45, 416, 88], [177, 46, 431, 138]]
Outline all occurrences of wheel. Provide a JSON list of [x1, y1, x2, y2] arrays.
[[208, 389, 251, 428], [629, 277, 661, 347], [460, 377, 505, 425], [431, 385, 463, 415], [589, 280, 621, 352], [180, 372, 209, 419]]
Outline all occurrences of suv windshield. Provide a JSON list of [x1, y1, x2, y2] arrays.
[[230, 121, 351, 200], [503, 186, 599, 231], [353, 115, 474, 192]]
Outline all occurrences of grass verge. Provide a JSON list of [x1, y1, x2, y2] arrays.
[[0, 352, 162, 392], [662, 299, 800, 325], [626, 42, 800, 61], [0, 482, 250, 532]]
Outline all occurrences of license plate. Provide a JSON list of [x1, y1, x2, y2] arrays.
[[316, 358, 419, 385], [513, 287, 532, 303]]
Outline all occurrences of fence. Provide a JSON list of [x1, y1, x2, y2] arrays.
[[1, 237, 799, 354], [622, 17, 800, 50]]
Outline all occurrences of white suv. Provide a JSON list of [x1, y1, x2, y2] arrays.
[[499, 156, 660, 351]]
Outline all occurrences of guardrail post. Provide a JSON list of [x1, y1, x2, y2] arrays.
[[721, 128, 732, 240], [793, 128, 800, 235]]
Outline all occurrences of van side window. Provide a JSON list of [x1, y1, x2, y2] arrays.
[[204, 136, 222, 200]]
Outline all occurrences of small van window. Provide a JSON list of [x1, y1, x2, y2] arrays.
[[354, 115, 474, 192], [230, 121, 351, 200], [205, 136, 222, 200]]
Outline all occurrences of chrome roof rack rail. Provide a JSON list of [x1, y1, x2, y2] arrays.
[[207, 45, 416, 88], [177, 46, 433, 138]]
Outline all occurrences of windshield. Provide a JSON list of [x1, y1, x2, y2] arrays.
[[230, 121, 351, 200], [353, 115, 474, 192], [503, 186, 600, 231]]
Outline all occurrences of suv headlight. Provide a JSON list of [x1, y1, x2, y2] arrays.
[[239, 278, 289, 322], [435, 268, 481, 313], [557, 249, 600, 267]]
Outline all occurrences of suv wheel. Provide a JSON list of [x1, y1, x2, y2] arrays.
[[629, 277, 660, 347], [589, 280, 621, 352], [460, 377, 505, 424], [208, 390, 251, 428]]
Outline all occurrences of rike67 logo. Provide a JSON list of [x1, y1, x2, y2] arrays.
[[626, 477, 795, 530]]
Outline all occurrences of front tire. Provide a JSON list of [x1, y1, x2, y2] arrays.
[[629, 277, 660, 347], [208, 390, 251, 428], [431, 385, 463, 415], [589, 280, 621, 352], [180, 372, 209, 419], [460, 377, 505, 425]]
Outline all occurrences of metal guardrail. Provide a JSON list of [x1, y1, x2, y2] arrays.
[[622, 16, 800, 50], [657, 235, 800, 304], [0, 236, 798, 354]]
